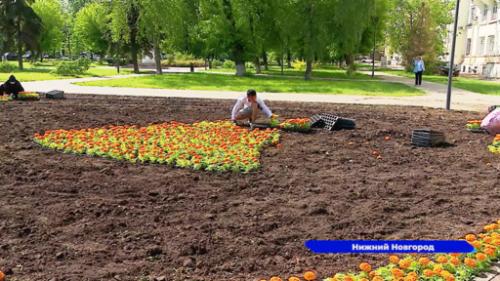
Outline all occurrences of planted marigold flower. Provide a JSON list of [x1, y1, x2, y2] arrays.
[[419, 257, 430, 266], [403, 276, 415, 281], [472, 240, 482, 249], [288, 277, 300, 281], [270, 277, 282, 281], [476, 253, 487, 261], [360, 278, 369, 281], [372, 276, 383, 281], [399, 259, 411, 269], [433, 265, 443, 274], [492, 232, 500, 239], [440, 270, 451, 277], [304, 271, 316, 281], [389, 255, 399, 264], [391, 268, 404, 278], [485, 244, 497, 251], [423, 269, 433, 277], [437, 256, 448, 264], [493, 239, 500, 246], [369, 271, 376, 278], [359, 263, 371, 272], [407, 272, 418, 279], [450, 257, 460, 265], [450, 253, 461, 257], [485, 248, 496, 256], [483, 236, 493, 243], [465, 234, 476, 242], [464, 258, 477, 267], [343, 275, 354, 281], [446, 276, 456, 281]]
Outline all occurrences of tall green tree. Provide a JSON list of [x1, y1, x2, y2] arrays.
[[109, 0, 142, 72], [388, 0, 454, 73], [0, 0, 43, 69], [31, 0, 65, 61], [287, 0, 334, 80], [138, 0, 183, 74], [188, 0, 230, 69], [73, 2, 109, 63]]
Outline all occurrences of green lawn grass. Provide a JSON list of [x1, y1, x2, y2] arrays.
[[74, 73, 425, 97], [381, 69, 500, 95], [0, 68, 153, 82], [203, 66, 379, 80]]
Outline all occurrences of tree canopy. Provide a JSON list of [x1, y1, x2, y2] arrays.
[[0, 0, 453, 75]]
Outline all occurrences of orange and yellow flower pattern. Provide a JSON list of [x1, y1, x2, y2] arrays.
[[34, 120, 280, 173]]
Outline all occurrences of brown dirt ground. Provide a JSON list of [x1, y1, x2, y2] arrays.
[[0, 96, 499, 281]]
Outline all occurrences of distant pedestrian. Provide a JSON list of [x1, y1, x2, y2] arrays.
[[413, 56, 425, 87]]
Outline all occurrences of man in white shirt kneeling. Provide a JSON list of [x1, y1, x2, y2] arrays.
[[231, 89, 272, 125]]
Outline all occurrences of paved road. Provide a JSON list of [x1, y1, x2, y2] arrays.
[[21, 70, 499, 112]]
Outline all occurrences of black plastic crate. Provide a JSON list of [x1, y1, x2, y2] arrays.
[[309, 114, 324, 127], [46, 90, 64, 99], [335, 117, 356, 129], [411, 129, 446, 147]]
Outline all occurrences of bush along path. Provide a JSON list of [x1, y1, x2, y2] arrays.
[[257, 219, 500, 281]]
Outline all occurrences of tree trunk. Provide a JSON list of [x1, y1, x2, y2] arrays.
[[130, 10, 139, 73], [222, 0, 245, 76], [98, 52, 104, 64], [262, 50, 269, 71], [235, 62, 246, 76], [40, 54, 43, 63], [254, 57, 261, 74], [153, 34, 162, 75], [287, 49, 292, 68], [344, 54, 355, 75], [305, 59, 312, 80], [17, 21, 23, 70], [132, 50, 139, 73], [209, 51, 214, 69], [304, 0, 315, 80]]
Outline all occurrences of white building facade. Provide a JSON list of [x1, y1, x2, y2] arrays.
[[461, 0, 500, 77], [443, 0, 471, 65]]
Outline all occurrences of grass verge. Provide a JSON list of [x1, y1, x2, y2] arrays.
[[74, 72, 424, 97]]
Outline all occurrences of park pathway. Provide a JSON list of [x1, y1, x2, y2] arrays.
[[20, 68, 500, 112]]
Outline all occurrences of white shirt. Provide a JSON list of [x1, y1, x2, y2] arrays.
[[231, 94, 272, 120]]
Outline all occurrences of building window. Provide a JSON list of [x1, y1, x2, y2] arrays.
[[483, 5, 489, 21], [489, 36, 495, 54], [466, 38, 471, 55], [470, 7, 477, 23], [479, 37, 486, 55], [493, 3, 498, 20]]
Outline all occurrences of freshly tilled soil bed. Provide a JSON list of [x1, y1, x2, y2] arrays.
[[0, 96, 498, 281]]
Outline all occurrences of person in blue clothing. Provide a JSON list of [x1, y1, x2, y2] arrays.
[[413, 56, 425, 87]]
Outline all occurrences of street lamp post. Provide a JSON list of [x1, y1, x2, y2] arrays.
[[446, 0, 460, 110]]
